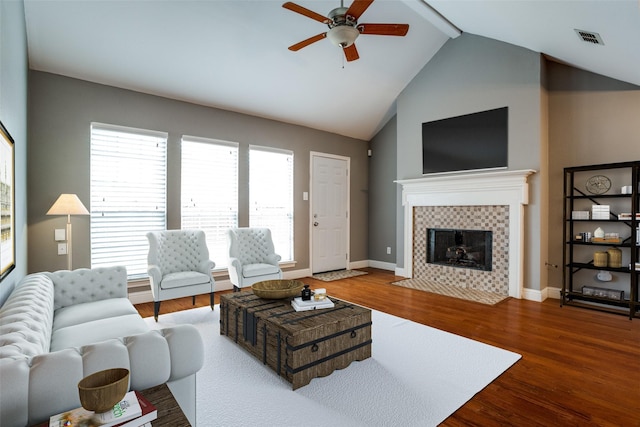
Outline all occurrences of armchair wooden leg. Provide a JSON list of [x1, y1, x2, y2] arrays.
[[192, 295, 196, 305], [154, 301, 161, 322], [210, 292, 215, 310]]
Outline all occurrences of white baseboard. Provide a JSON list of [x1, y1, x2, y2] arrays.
[[517, 286, 562, 302], [128, 290, 154, 304], [367, 260, 396, 271], [545, 286, 562, 300], [284, 268, 311, 280], [349, 260, 369, 270], [522, 287, 545, 302]]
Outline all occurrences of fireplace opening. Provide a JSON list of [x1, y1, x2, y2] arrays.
[[427, 228, 492, 271]]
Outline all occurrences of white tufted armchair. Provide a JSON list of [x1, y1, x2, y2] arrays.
[[146, 229, 215, 321], [226, 227, 283, 291]]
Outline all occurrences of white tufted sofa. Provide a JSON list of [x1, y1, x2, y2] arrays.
[[0, 267, 203, 427], [226, 227, 283, 290]]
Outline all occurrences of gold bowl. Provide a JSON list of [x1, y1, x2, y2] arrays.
[[252, 279, 305, 299], [78, 368, 129, 413]]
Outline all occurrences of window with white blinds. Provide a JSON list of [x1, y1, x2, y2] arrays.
[[249, 146, 294, 261], [90, 123, 167, 279], [181, 136, 239, 268]]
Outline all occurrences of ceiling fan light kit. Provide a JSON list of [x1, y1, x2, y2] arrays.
[[327, 25, 359, 47], [282, 0, 409, 62]]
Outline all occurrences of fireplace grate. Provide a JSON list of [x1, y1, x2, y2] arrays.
[[427, 228, 492, 271]]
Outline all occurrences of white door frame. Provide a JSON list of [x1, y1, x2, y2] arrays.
[[309, 151, 351, 274]]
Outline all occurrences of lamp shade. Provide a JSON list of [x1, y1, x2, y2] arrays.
[[46, 194, 90, 216]]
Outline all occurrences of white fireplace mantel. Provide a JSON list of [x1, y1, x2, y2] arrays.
[[396, 169, 536, 299]]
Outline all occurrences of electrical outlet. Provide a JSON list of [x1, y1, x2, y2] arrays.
[[386, 247, 391, 255], [58, 243, 67, 255]]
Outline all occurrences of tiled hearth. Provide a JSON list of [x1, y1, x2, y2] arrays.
[[397, 170, 535, 299]]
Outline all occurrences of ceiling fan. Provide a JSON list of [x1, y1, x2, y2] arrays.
[[282, 0, 409, 62]]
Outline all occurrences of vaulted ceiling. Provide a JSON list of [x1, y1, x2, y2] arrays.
[[23, 0, 640, 140]]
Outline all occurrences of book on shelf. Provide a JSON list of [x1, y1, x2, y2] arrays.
[[617, 213, 640, 220], [113, 391, 157, 427], [49, 391, 142, 427]]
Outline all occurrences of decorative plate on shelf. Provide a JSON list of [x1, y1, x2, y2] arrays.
[[585, 175, 611, 194]]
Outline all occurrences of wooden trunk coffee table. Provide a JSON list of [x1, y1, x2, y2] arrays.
[[220, 291, 372, 389]]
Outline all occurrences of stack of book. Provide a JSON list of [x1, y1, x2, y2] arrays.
[[292, 296, 335, 311], [571, 210, 590, 220], [591, 205, 610, 220], [49, 391, 157, 427]]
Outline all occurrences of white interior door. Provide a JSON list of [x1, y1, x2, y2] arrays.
[[311, 153, 349, 274]]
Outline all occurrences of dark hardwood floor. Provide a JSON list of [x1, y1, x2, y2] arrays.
[[135, 268, 640, 426]]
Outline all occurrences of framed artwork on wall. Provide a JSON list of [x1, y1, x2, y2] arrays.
[[0, 120, 15, 281]]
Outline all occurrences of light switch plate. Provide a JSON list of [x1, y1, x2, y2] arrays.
[[57, 243, 68, 255], [54, 229, 66, 241]]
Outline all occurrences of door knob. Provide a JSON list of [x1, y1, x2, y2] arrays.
[[313, 222, 319, 226]]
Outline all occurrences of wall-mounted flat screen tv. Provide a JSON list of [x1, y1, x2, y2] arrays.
[[422, 106, 508, 174]]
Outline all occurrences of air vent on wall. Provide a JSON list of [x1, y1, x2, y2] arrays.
[[574, 29, 604, 45]]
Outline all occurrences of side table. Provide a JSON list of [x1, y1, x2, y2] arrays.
[[33, 383, 189, 427], [139, 383, 190, 426]]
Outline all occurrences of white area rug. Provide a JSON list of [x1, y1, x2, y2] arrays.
[[146, 305, 520, 426], [312, 269, 368, 281]]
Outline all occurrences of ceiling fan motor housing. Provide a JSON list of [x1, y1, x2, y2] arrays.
[[326, 6, 360, 47]]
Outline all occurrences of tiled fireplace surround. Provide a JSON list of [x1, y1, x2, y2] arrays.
[[397, 170, 535, 299]]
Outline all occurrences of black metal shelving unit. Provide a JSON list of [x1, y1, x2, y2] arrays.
[[562, 161, 639, 319]]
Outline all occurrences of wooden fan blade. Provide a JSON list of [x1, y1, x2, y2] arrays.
[[288, 33, 327, 51], [346, 0, 374, 20], [344, 44, 359, 62], [282, 2, 328, 24], [357, 23, 409, 36]]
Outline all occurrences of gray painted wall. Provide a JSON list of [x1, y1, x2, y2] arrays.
[[27, 71, 369, 274], [0, 0, 29, 305], [395, 34, 546, 291], [367, 115, 397, 263]]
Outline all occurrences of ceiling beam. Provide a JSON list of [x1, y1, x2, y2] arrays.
[[406, 0, 462, 39]]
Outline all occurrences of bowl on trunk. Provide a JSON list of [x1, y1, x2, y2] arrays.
[[252, 279, 305, 299]]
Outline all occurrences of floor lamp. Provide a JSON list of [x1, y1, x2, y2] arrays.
[[47, 194, 90, 271]]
